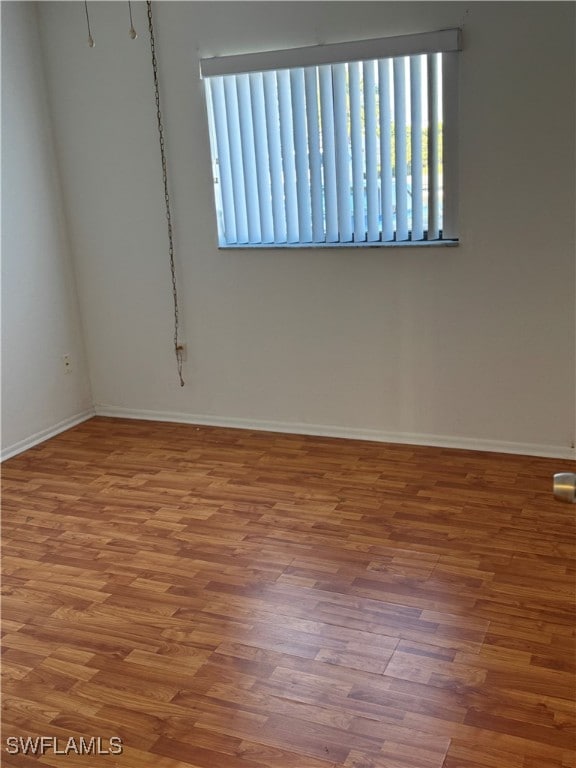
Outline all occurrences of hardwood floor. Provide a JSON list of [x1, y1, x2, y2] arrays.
[[1, 417, 575, 768]]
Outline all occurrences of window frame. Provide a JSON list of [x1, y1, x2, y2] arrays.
[[200, 29, 461, 249]]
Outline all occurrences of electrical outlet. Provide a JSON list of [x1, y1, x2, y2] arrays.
[[63, 354, 72, 374]]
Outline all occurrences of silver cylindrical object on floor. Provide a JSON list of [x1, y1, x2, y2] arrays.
[[553, 472, 576, 503]]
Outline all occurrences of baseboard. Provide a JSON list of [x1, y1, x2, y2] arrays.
[[1, 409, 95, 462], [93, 405, 575, 460]]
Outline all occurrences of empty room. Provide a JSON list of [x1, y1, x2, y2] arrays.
[[2, 1, 575, 767]]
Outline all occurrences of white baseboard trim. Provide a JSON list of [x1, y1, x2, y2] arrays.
[[1, 409, 96, 462], [93, 405, 575, 460]]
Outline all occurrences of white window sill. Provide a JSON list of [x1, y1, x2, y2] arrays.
[[217, 239, 459, 250]]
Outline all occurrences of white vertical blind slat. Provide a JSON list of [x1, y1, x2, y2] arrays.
[[223, 76, 249, 243], [410, 56, 424, 241], [291, 68, 313, 243], [363, 61, 379, 242], [349, 62, 365, 242], [206, 78, 236, 244], [319, 65, 338, 242], [427, 52, 440, 240], [277, 69, 299, 242], [333, 63, 352, 242], [263, 71, 287, 243], [249, 73, 274, 243], [378, 59, 394, 241], [305, 67, 324, 242], [393, 57, 409, 241], [236, 74, 261, 243]]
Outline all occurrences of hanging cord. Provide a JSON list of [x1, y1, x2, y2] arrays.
[[84, 1, 95, 47], [128, 1, 137, 39], [146, 1, 185, 386]]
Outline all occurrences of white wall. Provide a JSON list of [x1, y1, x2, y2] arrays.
[[1, 1, 93, 459], [36, 1, 575, 457]]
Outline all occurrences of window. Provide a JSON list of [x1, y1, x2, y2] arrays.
[[200, 29, 461, 248]]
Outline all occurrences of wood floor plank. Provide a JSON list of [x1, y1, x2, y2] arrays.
[[1, 417, 575, 767]]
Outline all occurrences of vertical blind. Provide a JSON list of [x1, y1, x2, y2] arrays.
[[201, 29, 460, 247]]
